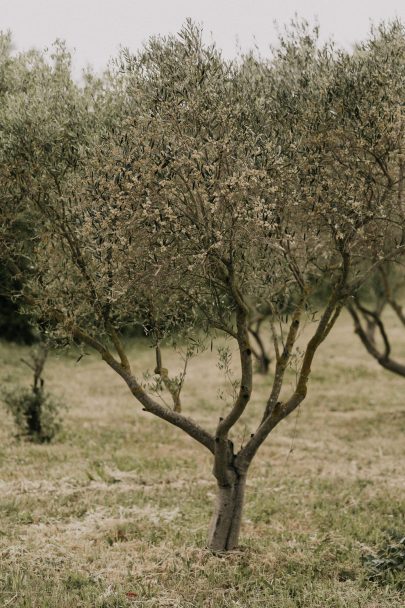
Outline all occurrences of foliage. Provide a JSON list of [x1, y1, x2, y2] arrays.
[[363, 533, 405, 590], [2, 342, 63, 442], [0, 269, 37, 343], [3, 385, 62, 443]]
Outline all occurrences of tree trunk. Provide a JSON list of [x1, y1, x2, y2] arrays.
[[249, 325, 271, 375], [365, 318, 376, 345], [256, 352, 270, 374], [27, 389, 42, 436], [208, 473, 247, 551]]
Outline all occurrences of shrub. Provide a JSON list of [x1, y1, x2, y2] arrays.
[[3, 386, 63, 443]]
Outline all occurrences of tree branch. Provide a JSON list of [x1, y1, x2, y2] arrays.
[[72, 324, 215, 453], [238, 292, 342, 469], [347, 302, 405, 377], [216, 306, 252, 439], [106, 321, 131, 373]]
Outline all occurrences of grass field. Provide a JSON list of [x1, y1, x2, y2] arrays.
[[0, 311, 404, 607]]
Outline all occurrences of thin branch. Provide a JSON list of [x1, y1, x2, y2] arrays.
[[260, 300, 303, 424], [106, 321, 131, 373], [216, 305, 252, 439], [154, 343, 182, 412], [270, 318, 280, 363], [238, 294, 341, 469], [353, 299, 391, 359]]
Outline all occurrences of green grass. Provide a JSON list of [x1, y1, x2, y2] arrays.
[[0, 310, 404, 607]]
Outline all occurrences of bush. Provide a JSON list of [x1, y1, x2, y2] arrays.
[[3, 386, 63, 443]]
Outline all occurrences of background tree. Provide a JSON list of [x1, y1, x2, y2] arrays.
[[0, 36, 119, 340], [1, 21, 404, 551], [2, 342, 63, 443], [340, 21, 405, 377], [0, 32, 37, 342], [243, 20, 405, 381], [348, 262, 405, 376]]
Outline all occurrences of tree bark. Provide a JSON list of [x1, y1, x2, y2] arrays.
[[208, 472, 247, 551]]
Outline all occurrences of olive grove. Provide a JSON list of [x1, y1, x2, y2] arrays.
[[1, 21, 404, 551]]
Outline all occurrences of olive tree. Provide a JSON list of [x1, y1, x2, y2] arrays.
[[340, 21, 405, 377], [2, 22, 404, 551]]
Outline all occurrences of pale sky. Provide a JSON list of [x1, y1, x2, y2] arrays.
[[2, 0, 405, 76]]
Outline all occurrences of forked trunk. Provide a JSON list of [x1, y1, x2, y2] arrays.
[[208, 473, 247, 551]]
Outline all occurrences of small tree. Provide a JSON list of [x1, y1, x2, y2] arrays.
[[1, 22, 404, 551], [3, 343, 62, 443]]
